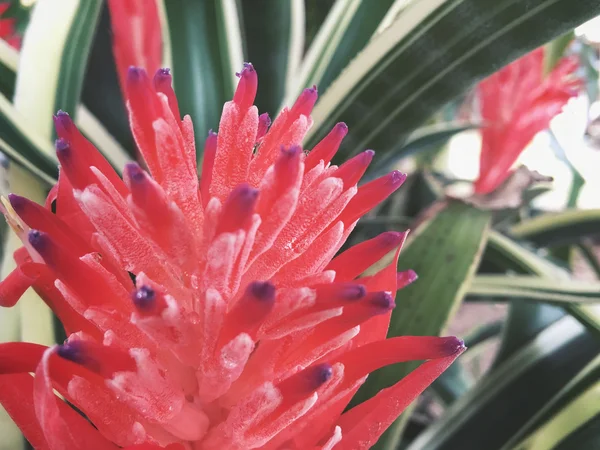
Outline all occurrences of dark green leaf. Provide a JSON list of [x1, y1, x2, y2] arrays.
[[406, 317, 600, 450], [503, 355, 600, 450], [53, 0, 102, 119], [165, 0, 243, 159], [241, 0, 303, 113], [290, 0, 397, 102]]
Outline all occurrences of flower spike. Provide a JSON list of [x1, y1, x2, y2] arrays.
[[0, 64, 461, 449]]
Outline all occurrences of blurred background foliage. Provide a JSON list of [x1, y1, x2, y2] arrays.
[[1, 0, 600, 449]]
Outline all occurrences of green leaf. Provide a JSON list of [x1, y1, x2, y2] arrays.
[[165, 0, 244, 155], [554, 414, 600, 450], [543, 31, 574, 76], [0, 40, 17, 98], [468, 275, 600, 304], [305, 0, 600, 165], [288, 0, 397, 102], [0, 94, 57, 184], [241, 0, 304, 114], [80, 5, 135, 156], [502, 355, 600, 450], [381, 121, 479, 172], [547, 129, 584, 209], [0, 10, 129, 175], [510, 209, 600, 248], [406, 316, 600, 450], [352, 199, 491, 449], [484, 231, 563, 276], [15, 0, 102, 140], [52, 1, 102, 119], [430, 359, 474, 406]]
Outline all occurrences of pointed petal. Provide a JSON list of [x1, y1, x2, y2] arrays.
[[34, 347, 118, 450], [334, 345, 465, 449], [0, 373, 51, 450]]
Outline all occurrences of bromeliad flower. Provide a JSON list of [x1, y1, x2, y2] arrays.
[[474, 47, 581, 195], [0, 64, 464, 449], [0, 3, 464, 448]]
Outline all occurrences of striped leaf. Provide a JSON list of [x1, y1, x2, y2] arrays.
[[241, 0, 305, 114], [15, 0, 102, 140], [406, 316, 600, 450], [511, 209, 600, 248], [165, 0, 244, 154], [287, 0, 398, 103], [502, 355, 600, 450], [306, 0, 600, 167]]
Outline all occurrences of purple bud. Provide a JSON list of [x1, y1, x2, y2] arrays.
[[248, 280, 276, 302], [132, 285, 156, 310], [341, 284, 366, 300], [7, 193, 26, 211], [57, 340, 85, 364], [124, 162, 146, 183], [28, 229, 47, 251], [369, 292, 395, 310], [307, 363, 333, 390], [55, 138, 70, 154]]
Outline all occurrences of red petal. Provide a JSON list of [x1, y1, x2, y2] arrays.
[[34, 347, 118, 450], [0, 373, 51, 450], [107, 0, 162, 94], [0, 266, 34, 307], [304, 122, 348, 172], [326, 231, 408, 282], [334, 346, 465, 449], [0, 342, 47, 374], [337, 171, 406, 227]]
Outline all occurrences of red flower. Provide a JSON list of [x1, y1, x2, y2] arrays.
[[0, 2, 21, 50], [0, 5, 464, 450], [474, 47, 581, 194], [0, 63, 464, 450]]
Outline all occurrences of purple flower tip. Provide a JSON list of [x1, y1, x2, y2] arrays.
[[236, 63, 255, 78], [379, 231, 403, 247], [442, 336, 466, 354], [127, 66, 146, 82], [158, 67, 171, 76], [249, 281, 276, 302], [55, 138, 70, 153], [309, 363, 333, 389], [342, 284, 366, 300], [28, 229, 46, 250], [370, 292, 395, 310], [55, 110, 69, 118], [281, 145, 302, 158], [7, 193, 26, 210], [232, 183, 259, 205], [258, 113, 271, 127], [208, 129, 217, 137], [132, 285, 156, 310], [125, 162, 146, 183], [389, 170, 407, 186], [365, 149, 375, 157], [57, 340, 85, 364]]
